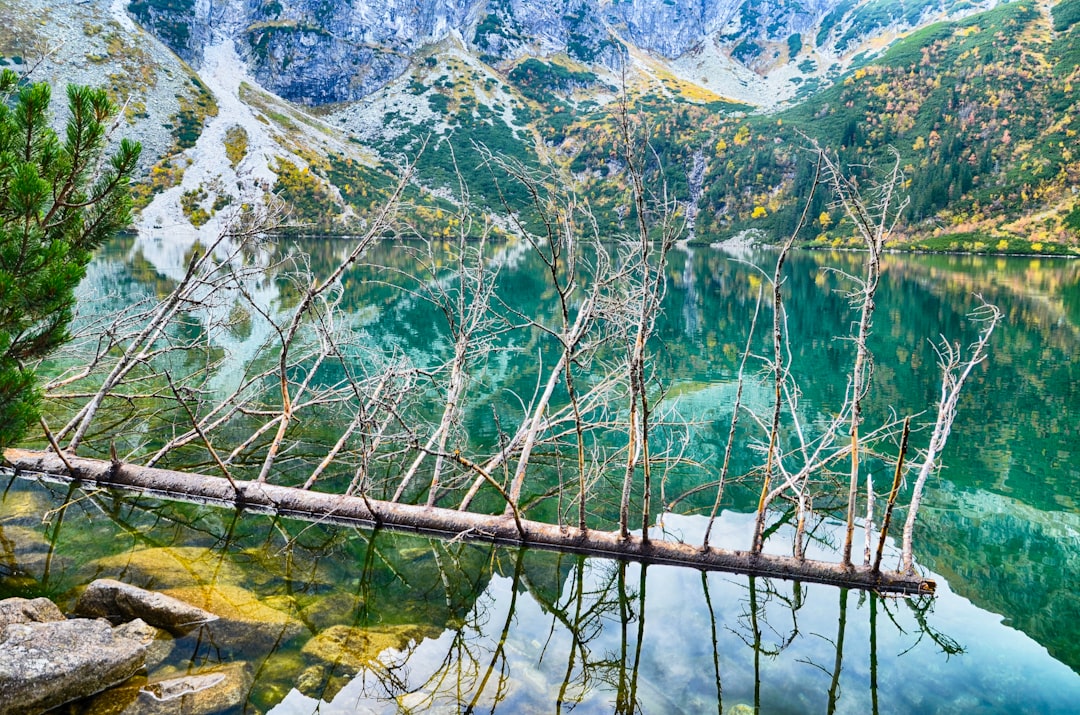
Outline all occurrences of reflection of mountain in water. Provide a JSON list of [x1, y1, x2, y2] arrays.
[[59, 241, 1080, 684], [915, 482, 1080, 674]]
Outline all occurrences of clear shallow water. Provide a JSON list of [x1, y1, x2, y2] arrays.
[[1, 242, 1078, 712], [2, 477, 1078, 714]]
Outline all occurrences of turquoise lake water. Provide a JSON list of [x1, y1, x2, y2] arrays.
[[1, 242, 1077, 712]]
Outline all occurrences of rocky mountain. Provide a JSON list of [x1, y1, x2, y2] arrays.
[[3, 0, 1078, 253], [128, 0, 997, 106]]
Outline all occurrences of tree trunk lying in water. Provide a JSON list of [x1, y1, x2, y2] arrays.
[[3, 448, 935, 596]]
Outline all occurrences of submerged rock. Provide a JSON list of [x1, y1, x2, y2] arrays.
[[297, 622, 433, 701], [298, 591, 365, 632], [83, 663, 252, 715], [75, 578, 218, 635], [301, 623, 424, 673], [0, 489, 54, 526], [143, 630, 178, 672], [0, 525, 70, 584], [0, 596, 65, 629], [162, 583, 303, 653], [0, 617, 155, 715], [89, 547, 244, 590], [255, 650, 306, 704]]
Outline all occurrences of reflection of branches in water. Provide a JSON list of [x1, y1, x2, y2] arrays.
[[363, 552, 650, 713], [870, 591, 966, 660], [462, 550, 525, 714], [550, 559, 624, 642], [331, 546, 509, 712], [621, 563, 648, 715], [14, 481, 270, 595], [35, 481, 79, 592], [295, 536, 504, 709], [701, 572, 724, 715], [353, 558, 963, 714], [870, 593, 880, 715], [721, 577, 966, 713], [731, 576, 804, 657], [555, 557, 589, 713], [616, 561, 634, 714], [899, 595, 965, 658], [826, 589, 848, 715], [346, 654, 416, 703], [543, 557, 625, 710], [16, 472, 984, 713], [101, 487, 350, 576]]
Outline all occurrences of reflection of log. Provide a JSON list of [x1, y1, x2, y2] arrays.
[[4, 448, 935, 595]]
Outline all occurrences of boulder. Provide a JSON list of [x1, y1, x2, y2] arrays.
[[0, 617, 155, 715], [83, 663, 252, 715], [75, 578, 217, 635], [161, 583, 304, 653], [0, 596, 65, 629]]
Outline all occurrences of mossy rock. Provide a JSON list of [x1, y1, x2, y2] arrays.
[[298, 591, 365, 632], [296, 622, 437, 700], [162, 583, 304, 653], [84, 662, 251, 715], [89, 547, 245, 590], [0, 525, 72, 585]]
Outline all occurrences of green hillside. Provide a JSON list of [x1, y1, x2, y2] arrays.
[[212, 2, 1080, 254], [545, 2, 1080, 253]]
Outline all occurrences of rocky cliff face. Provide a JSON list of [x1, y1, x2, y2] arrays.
[[603, 0, 830, 58], [127, 0, 990, 106], [238, 0, 480, 103]]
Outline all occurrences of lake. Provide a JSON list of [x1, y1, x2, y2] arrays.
[[1, 238, 1078, 713]]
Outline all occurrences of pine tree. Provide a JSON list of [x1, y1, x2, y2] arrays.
[[0, 69, 140, 447]]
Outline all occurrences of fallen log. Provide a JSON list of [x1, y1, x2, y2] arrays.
[[3, 448, 935, 595]]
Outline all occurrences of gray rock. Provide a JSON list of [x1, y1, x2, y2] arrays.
[[75, 578, 218, 635], [84, 663, 252, 715], [0, 596, 65, 629], [111, 618, 175, 672], [0, 618, 154, 715]]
